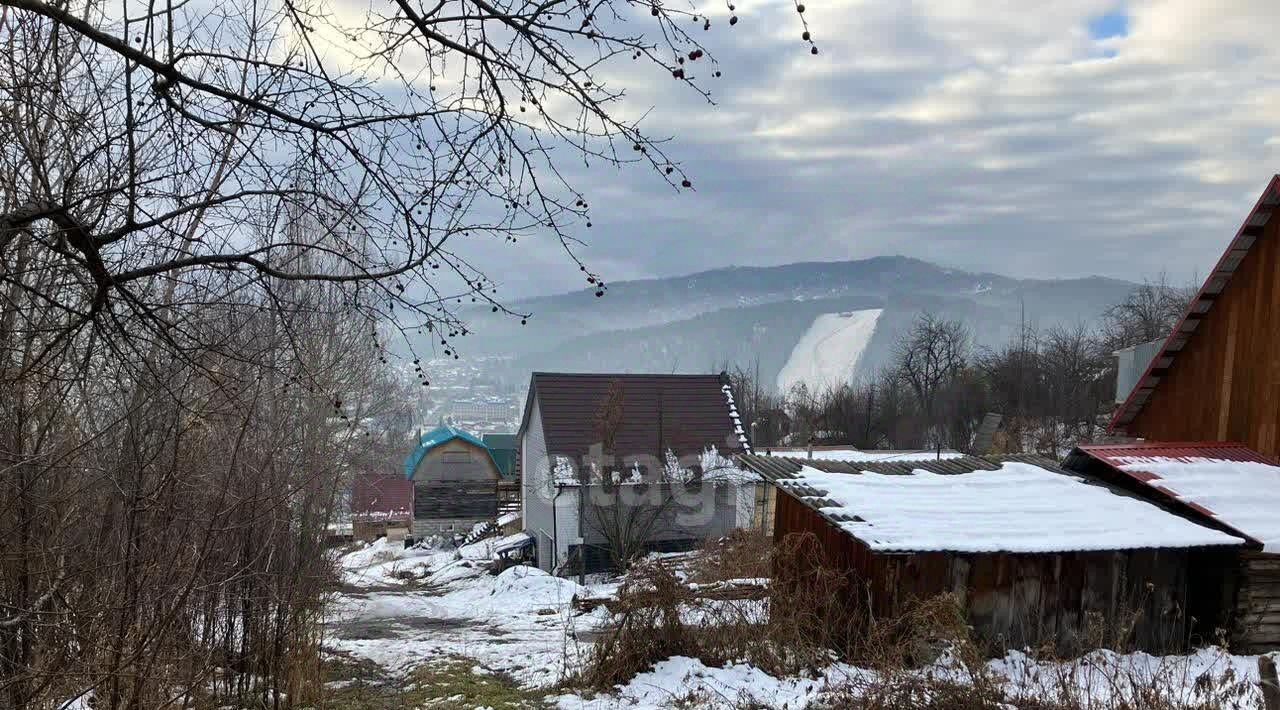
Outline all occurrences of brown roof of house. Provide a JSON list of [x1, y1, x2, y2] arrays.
[[351, 473, 414, 522], [524, 372, 748, 460]]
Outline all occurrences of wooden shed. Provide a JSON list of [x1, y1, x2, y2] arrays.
[[1109, 175, 1280, 457], [738, 453, 1245, 653], [1065, 442, 1280, 652], [404, 426, 504, 539]]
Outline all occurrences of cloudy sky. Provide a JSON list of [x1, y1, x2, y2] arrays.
[[466, 0, 1280, 298]]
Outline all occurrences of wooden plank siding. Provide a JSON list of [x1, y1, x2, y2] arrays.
[[1126, 209, 1280, 458], [773, 491, 1225, 653], [1233, 552, 1280, 653], [410, 439, 501, 534]]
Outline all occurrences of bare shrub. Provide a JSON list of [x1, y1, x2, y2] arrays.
[[573, 532, 971, 691], [686, 530, 774, 584], [571, 532, 1258, 710]]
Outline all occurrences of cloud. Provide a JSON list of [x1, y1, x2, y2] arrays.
[[441, 0, 1280, 298]]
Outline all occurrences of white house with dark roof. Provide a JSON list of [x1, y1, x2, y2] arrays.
[[517, 372, 755, 575]]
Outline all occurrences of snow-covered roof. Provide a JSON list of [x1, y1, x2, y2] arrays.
[[776, 461, 1244, 553], [1109, 457, 1280, 552], [1067, 443, 1280, 552], [764, 447, 964, 462], [493, 531, 534, 554], [497, 511, 520, 527]]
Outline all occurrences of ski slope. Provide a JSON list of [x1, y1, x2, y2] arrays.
[[776, 309, 883, 393]]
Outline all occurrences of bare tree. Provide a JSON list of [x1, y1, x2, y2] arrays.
[[1098, 275, 1194, 354], [894, 314, 970, 455], [1038, 323, 1111, 452], [0, 197, 422, 708], [1, 2, 811, 705], [1, 0, 814, 382], [720, 359, 786, 448]]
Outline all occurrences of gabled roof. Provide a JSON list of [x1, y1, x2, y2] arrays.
[[351, 473, 414, 521], [737, 453, 1243, 554], [521, 372, 748, 460], [1110, 175, 1280, 431], [403, 425, 501, 479], [1065, 442, 1280, 551]]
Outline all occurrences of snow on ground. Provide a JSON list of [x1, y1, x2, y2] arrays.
[[776, 309, 882, 393], [329, 537, 607, 687], [550, 656, 862, 709], [991, 646, 1261, 707], [329, 539, 1264, 709], [551, 647, 1263, 709]]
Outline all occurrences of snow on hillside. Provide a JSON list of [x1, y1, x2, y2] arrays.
[[776, 309, 883, 393]]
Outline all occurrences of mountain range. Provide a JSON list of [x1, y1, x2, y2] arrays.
[[433, 256, 1139, 393]]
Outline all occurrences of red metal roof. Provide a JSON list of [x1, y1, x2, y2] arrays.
[[352, 473, 414, 521], [1066, 441, 1279, 546], [1109, 175, 1280, 432]]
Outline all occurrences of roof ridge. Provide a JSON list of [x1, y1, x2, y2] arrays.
[[531, 371, 723, 378]]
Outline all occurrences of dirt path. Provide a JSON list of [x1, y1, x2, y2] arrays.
[[324, 586, 553, 709]]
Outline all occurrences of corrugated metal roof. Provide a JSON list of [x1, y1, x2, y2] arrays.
[[1068, 441, 1276, 465], [761, 447, 964, 462], [1066, 442, 1280, 549], [738, 452, 1244, 553], [739, 453, 1008, 481], [525, 372, 746, 460], [1110, 175, 1280, 432]]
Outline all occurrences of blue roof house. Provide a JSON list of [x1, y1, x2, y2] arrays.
[[403, 426, 504, 538]]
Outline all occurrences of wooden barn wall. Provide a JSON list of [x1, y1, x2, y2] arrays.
[[1127, 212, 1280, 457], [773, 491, 1203, 652], [1234, 551, 1280, 653], [353, 518, 410, 541], [412, 439, 500, 520]]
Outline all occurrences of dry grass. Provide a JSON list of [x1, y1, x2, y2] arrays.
[[568, 532, 1261, 710], [573, 531, 899, 689]]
